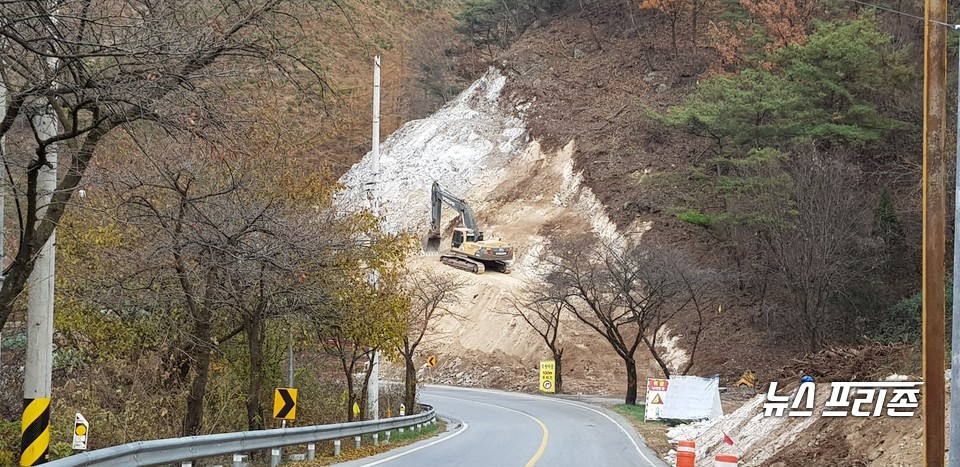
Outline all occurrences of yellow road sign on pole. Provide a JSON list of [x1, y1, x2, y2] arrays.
[[539, 361, 555, 393], [427, 355, 437, 367], [273, 388, 298, 420]]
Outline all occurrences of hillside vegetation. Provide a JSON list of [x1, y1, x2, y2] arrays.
[[0, 0, 941, 462], [498, 0, 929, 377]]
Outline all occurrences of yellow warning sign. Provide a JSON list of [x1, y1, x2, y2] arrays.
[[427, 355, 437, 367], [539, 361, 556, 393], [273, 388, 298, 420], [651, 394, 664, 405]]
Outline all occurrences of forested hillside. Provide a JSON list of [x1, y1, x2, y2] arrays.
[[0, 0, 941, 463], [498, 0, 928, 374]]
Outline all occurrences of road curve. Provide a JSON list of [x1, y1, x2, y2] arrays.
[[333, 385, 667, 467]]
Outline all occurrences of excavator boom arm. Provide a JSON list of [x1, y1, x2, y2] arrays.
[[430, 181, 479, 236]]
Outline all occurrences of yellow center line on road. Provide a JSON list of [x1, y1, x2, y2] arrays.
[[524, 415, 549, 467], [429, 392, 550, 466]]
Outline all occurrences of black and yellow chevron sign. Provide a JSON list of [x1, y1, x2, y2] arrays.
[[20, 398, 50, 466], [273, 388, 297, 420]]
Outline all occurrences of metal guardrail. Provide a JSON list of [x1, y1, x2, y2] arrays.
[[46, 405, 436, 467]]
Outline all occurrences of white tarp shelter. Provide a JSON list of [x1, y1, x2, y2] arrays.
[[659, 375, 723, 420]]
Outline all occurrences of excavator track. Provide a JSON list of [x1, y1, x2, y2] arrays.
[[440, 254, 486, 274], [491, 261, 512, 274]]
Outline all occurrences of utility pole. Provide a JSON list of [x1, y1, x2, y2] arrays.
[[0, 53, 6, 379], [288, 324, 294, 387], [21, 101, 58, 466], [366, 55, 382, 422], [923, 0, 948, 462], [949, 24, 960, 467], [0, 53, 7, 382]]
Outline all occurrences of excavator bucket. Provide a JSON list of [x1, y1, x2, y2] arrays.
[[424, 236, 441, 254]]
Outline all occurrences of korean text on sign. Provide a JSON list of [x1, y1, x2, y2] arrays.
[[762, 381, 922, 417]]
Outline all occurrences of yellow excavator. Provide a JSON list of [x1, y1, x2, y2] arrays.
[[424, 181, 514, 274]]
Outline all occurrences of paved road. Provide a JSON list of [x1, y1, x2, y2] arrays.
[[334, 385, 666, 467]]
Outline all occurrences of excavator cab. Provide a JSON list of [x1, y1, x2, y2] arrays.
[[451, 228, 476, 248]]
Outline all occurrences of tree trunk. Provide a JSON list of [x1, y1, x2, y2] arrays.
[[641, 333, 673, 379], [691, 10, 699, 47], [624, 357, 638, 405], [345, 368, 356, 422], [807, 325, 820, 354], [553, 350, 563, 394], [670, 19, 678, 57], [182, 336, 212, 436], [360, 356, 374, 420], [404, 354, 417, 412], [245, 317, 265, 431]]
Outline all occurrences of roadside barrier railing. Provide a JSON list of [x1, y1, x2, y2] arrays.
[[45, 404, 436, 467]]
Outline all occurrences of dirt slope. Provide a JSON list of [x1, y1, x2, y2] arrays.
[[336, 67, 677, 396], [410, 141, 670, 395]]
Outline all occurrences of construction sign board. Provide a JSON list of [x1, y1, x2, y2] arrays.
[[539, 361, 556, 393], [273, 388, 298, 420], [645, 378, 668, 421], [660, 375, 723, 420]]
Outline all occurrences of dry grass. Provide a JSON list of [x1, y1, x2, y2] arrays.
[[289, 419, 447, 466], [612, 404, 672, 458]]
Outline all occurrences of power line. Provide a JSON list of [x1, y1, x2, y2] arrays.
[[846, 0, 957, 29]]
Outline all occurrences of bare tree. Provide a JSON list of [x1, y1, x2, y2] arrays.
[[689, 0, 712, 46], [397, 270, 464, 411], [0, 0, 326, 330], [111, 148, 244, 436], [216, 211, 335, 431], [758, 146, 872, 352], [102, 136, 344, 435], [512, 282, 565, 393], [546, 234, 716, 405]]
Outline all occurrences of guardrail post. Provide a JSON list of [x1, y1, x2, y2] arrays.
[[38, 406, 436, 466], [399, 425, 404, 433]]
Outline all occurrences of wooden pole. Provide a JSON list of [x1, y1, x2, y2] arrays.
[[923, 0, 948, 463]]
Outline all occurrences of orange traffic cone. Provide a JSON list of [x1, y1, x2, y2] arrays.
[[715, 454, 739, 466], [676, 440, 695, 467]]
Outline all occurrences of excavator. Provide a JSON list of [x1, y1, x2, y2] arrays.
[[424, 181, 514, 274]]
